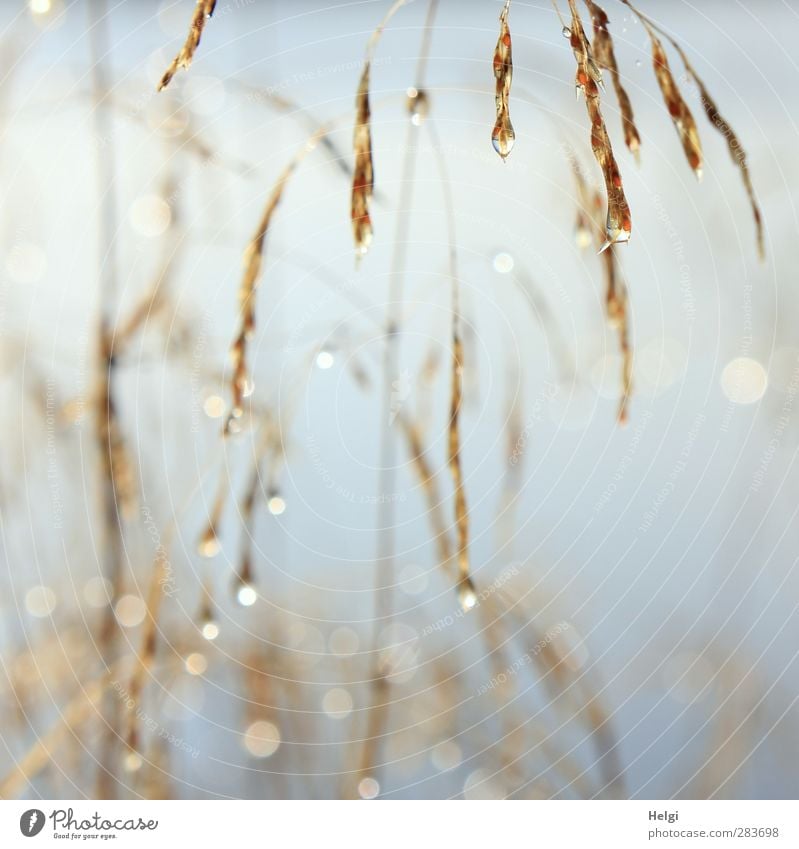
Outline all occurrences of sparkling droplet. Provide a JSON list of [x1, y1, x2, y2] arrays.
[[267, 494, 286, 515], [201, 620, 220, 641], [491, 123, 515, 159], [197, 526, 220, 558], [457, 577, 478, 612], [562, 26, 572, 38], [316, 350, 334, 369], [406, 87, 429, 127], [237, 583, 257, 607]]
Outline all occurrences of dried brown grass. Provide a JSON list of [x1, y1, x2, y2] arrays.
[[583, 0, 641, 159], [350, 0, 409, 258], [572, 152, 633, 423], [492, 1, 515, 160], [628, 3, 703, 178], [622, 0, 764, 258], [565, 0, 632, 251], [158, 0, 217, 91]]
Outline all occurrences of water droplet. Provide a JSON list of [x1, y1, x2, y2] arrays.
[[267, 494, 286, 515], [561, 26, 571, 38], [316, 349, 335, 369], [237, 584, 257, 607], [491, 123, 515, 159], [201, 620, 219, 641], [406, 87, 429, 126], [458, 577, 478, 612], [197, 526, 220, 558]]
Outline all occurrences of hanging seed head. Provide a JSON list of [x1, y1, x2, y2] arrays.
[[351, 64, 375, 257], [623, 0, 763, 257], [567, 1, 632, 249], [491, 2, 515, 159], [585, 0, 642, 158], [629, 9, 703, 179]]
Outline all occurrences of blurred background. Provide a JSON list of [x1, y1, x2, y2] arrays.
[[0, 0, 798, 800]]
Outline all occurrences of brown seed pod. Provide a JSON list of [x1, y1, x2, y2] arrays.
[[571, 152, 633, 423], [583, 0, 641, 159], [492, 1, 515, 159], [566, 0, 632, 250], [351, 66, 374, 257], [158, 0, 217, 92], [623, 0, 763, 258], [224, 138, 319, 436], [350, 0, 409, 259], [622, 1, 702, 178]]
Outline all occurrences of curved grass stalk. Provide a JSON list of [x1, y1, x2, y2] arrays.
[[223, 120, 344, 437], [158, 0, 217, 91]]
